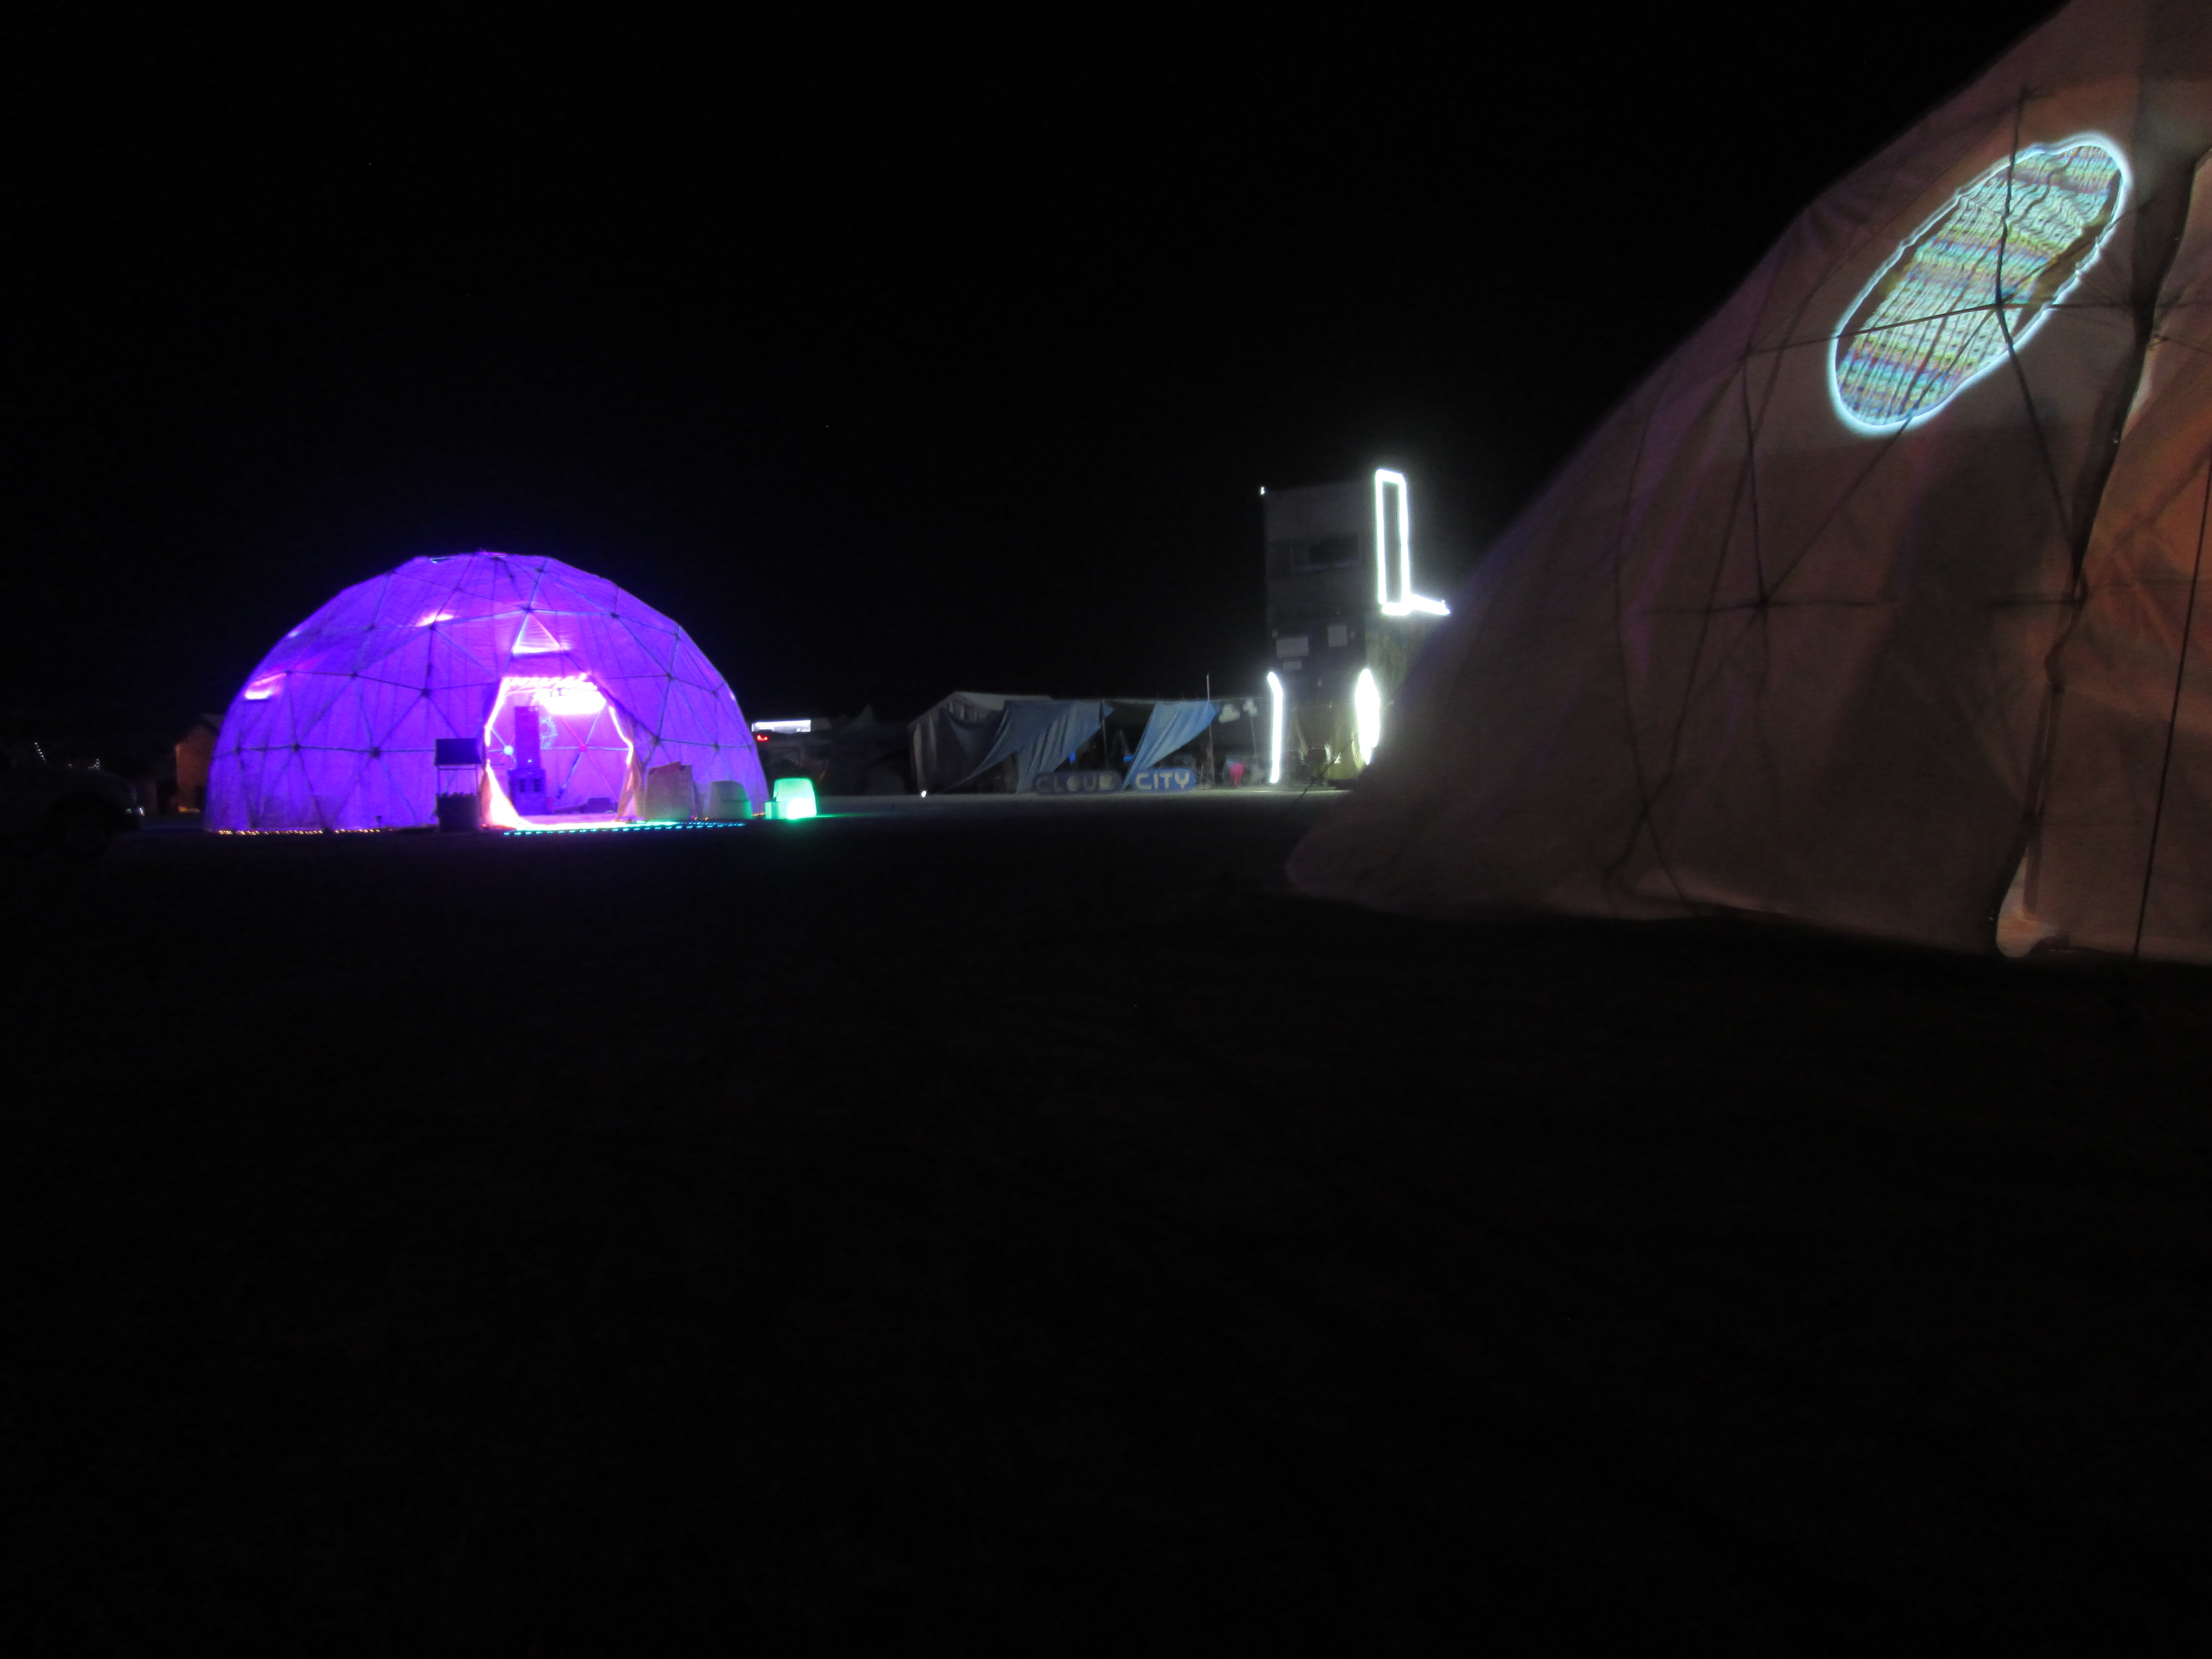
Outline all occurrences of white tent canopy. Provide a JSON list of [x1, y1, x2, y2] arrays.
[[1291, 0, 2212, 960]]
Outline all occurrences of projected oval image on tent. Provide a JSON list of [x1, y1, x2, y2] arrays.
[[1830, 136, 2126, 431], [206, 551, 767, 832]]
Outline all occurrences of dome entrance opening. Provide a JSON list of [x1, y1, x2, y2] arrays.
[[483, 674, 636, 828]]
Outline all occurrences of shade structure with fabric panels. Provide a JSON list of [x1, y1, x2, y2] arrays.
[[207, 551, 768, 832], [1289, 0, 2212, 962], [905, 692, 1221, 794]]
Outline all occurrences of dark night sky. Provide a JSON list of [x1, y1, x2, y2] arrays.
[[5, 5, 2064, 742]]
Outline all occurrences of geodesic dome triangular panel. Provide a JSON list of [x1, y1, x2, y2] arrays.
[[206, 551, 768, 831], [1289, 0, 2212, 959]]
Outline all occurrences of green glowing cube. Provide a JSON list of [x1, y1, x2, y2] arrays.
[[771, 777, 817, 820]]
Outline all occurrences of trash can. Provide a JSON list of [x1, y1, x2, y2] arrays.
[[705, 779, 756, 820], [644, 762, 695, 822]]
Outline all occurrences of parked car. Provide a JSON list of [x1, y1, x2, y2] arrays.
[[0, 742, 144, 859]]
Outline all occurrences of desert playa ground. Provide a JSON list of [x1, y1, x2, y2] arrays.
[[8, 792, 2211, 1651]]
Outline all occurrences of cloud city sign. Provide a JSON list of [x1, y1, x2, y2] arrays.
[[1034, 770, 1121, 795], [1129, 767, 1197, 793]]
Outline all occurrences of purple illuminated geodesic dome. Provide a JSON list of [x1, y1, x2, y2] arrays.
[[206, 551, 769, 831]]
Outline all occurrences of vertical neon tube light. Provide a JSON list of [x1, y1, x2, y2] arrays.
[[1354, 667, 1382, 768], [1266, 671, 1285, 785], [1374, 469, 1408, 610]]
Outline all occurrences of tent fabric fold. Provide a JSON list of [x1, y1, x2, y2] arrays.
[[1124, 700, 1219, 779], [908, 692, 1034, 794], [1287, 0, 2212, 961], [954, 700, 1106, 793]]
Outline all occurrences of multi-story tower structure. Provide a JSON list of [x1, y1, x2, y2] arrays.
[[1260, 469, 1448, 780]]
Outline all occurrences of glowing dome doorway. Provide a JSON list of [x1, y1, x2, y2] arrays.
[[481, 674, 637, 829]]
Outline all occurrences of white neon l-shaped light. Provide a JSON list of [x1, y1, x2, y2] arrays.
[[1372, 469, 1449, 617]]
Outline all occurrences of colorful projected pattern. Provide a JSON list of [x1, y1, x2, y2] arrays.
[[1832, 137, 2125, 431], [207, 552, 767, 831]]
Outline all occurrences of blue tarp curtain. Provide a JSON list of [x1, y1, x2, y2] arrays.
[[1125, 700, 1220, 779], [954, 699, 1106, 793]]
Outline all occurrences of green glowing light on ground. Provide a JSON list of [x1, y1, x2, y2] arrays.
[[772, 777, 818, 820]]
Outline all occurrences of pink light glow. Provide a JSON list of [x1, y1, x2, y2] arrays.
[[503, 674, 607, 716], [479, 769, 529, 832], [512, 613, 566, 655]]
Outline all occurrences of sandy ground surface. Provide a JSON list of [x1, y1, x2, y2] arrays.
[[7, 791, 2212, 1653]]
